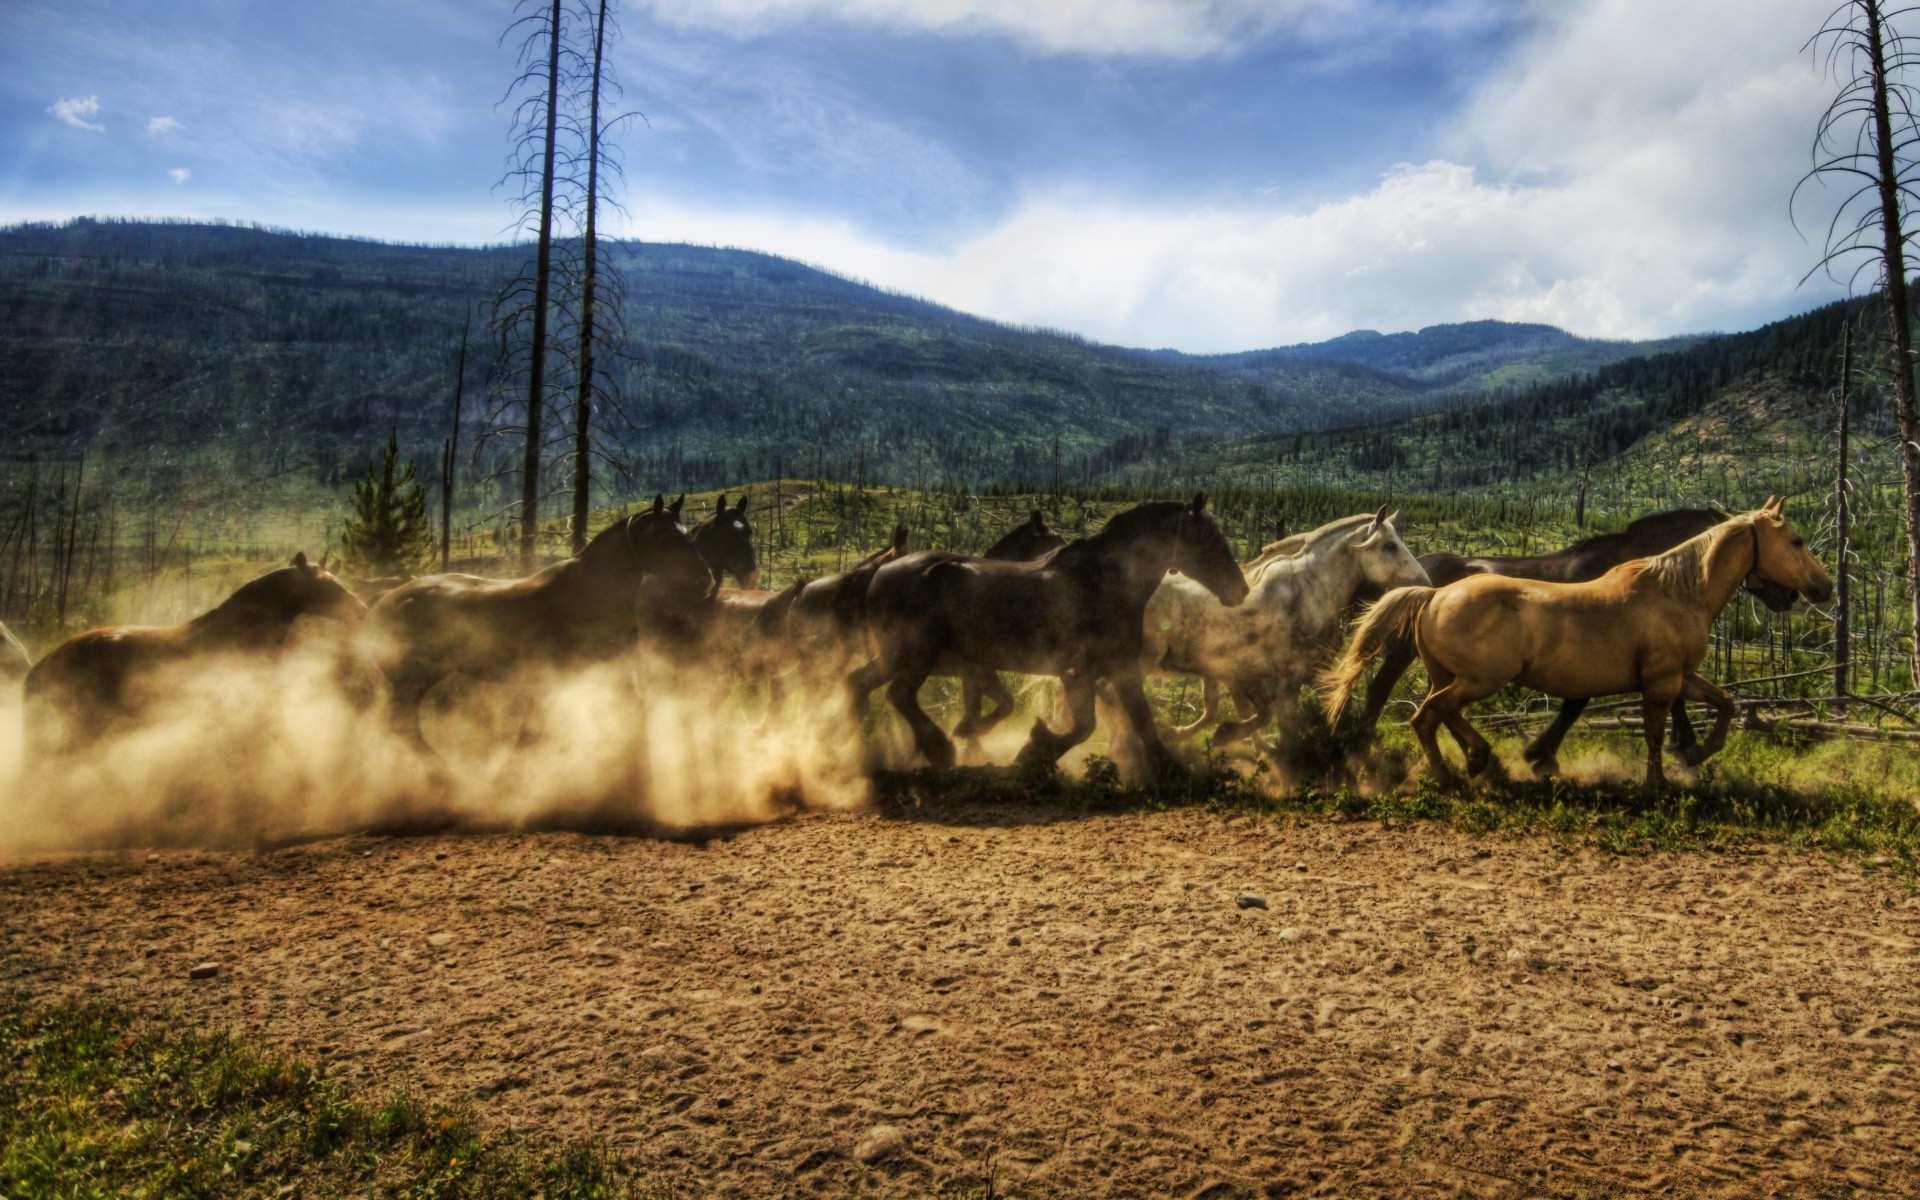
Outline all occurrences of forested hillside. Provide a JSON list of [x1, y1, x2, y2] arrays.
[[0, 219, 1688, 494]]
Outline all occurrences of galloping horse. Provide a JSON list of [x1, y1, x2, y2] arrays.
[[1356, 507, 1800, 774], [1323, 501, 1831, 790], [1139, 507, 1429, 750], [24, 553, 364, 755], [854, 495, 1248, 778], [690, 494, 760, 588], [365, 496, 714, 763]]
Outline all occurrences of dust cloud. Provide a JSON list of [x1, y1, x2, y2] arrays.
[[0, 621, 869, 856]]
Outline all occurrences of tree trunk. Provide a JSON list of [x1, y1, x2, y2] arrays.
[[572, 0, 610, 555], [444, 311, 469, 573], [1836, 321, 1854, 697], [520, 0, 564, 571], [1866, 0, 1920, 683]]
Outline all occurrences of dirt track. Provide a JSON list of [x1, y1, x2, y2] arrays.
[[3, 795, 1918, 1199]]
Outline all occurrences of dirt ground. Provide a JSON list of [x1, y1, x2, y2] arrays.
[[3, 794, 1918, 1199]]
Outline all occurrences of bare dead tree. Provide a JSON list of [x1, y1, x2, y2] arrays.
[[571, 0, 612, 553], [442, 310, 472, 572], [1800, 0, 1920, 681]]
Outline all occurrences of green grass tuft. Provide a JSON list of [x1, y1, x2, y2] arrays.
[[0, 995, 665, 1199]]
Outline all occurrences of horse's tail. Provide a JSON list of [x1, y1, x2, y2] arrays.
[[1319, 585, 1436, 724]]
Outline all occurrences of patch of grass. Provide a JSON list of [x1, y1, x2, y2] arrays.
[[0, 995, 666, 1199], [871, 730, 1920, 874]]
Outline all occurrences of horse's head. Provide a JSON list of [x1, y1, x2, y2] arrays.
[[284, 551, 368, 622], [984, 509, 1068, 562], [628, 494, 718, 605], [1347, 506, 1432, 593], [1172, 493, 1249, 607], [1748, 497, 1833, 604], [692, 493, 761, 588]]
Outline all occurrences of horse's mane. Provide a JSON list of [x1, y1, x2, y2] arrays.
[[1560, 508, 1719, 558], [1639, 516, 1749, 601], [1244, 513, 1379, 573], [189, 566, 299, 628], [1085, 501, 1187, 541]]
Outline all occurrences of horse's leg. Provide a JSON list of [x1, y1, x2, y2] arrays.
[[1360, 637, 1419, 737], [1171, 676, 1220, 739], [387, 670, 455, 795], [1105, 666, 1186, 782], [883, 657, 956, 771], [1678, 673, 1734, 767], [1638, 678, 1683, 791], [1408, 688, 1459, 790], [1214, 679, 1273, 748], [1668, 699, 1700, 756], [1015, 672, 1098, 777], [1522, 697, 1588, 778], [954, 668, 1014, 764], [1439, 705, 1502, 781], [844, 658, 890, 723]]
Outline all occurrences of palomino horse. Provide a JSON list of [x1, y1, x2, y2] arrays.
[[24, 553, 364, 755], [854, 495, 1248, 779], [1139, 507, 1429, 750], [1357, 507, 1800, 775], [1322, 501, 1832, 790], [691, 494, 760, 588], [365, 496, 714, 763]]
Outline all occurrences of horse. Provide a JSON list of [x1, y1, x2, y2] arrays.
[[1356, 507, 1801, 776], [690, 493, 760, 588], [363, 496, 714, 765], [1137, 507, 1430, 752], [24, 552, 364, 755], [853, 495, 1248, 779], [1321, 500, 1832, 791]]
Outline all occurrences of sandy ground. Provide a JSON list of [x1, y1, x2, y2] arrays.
[[3, 794, 1918, 1199]]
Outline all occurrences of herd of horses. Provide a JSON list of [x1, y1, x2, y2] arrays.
[[4, 490, 1832, 793]]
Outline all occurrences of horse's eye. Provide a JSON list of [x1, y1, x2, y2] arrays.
[[1792, 537, 1805, 547]]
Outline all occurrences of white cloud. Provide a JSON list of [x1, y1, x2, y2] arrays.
[[168, 167, 191, 184], [148, 115, 182, 134], [48, 95, 104, 132], [622, 0, 1842, 349], [638, 0, 1456, 59]]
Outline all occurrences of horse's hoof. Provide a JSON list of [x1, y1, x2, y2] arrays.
[[1530, 757, 1561, 780], [1680, 745, 1710, 768]]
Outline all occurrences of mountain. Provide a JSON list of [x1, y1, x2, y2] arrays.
[[0, 219, 1672, 493], [1147, 320, 1702, 396]]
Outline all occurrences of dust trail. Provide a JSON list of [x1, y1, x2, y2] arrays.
[[0, 628, 867, 856]]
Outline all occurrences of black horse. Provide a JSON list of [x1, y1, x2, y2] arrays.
[[1360, 507, 1799, 775], [690, 493, 759, 588], [853, 496, 1247, 779]]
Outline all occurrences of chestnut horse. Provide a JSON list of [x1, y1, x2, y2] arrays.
[[25, 552, 364, 755], [1323, 501, 1832, 790], [854, 495, 1248, 779], [1357, 507, 1800, 775], [364, 496, 714, 763]]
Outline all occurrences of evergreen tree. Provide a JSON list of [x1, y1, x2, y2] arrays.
[[342, 431, 433, 576]]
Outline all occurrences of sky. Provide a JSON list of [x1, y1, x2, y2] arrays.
[[0, 0, 1861, 352]]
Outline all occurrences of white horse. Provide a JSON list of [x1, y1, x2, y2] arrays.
[[1140, 507, 1430, 749]]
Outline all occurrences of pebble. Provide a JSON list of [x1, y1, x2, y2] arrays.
[[1236, 893, 1268, 910], [1278, 927, 1301, 942], [188, 962, 220, 980], [1008, 935, 1022, 946], [427, 932, 454, 947], [1294, 861, 1308, 873], [899, 1014, 941, 1036], [853, 1124, 904, 1164], [1607, 1060, 1626, 1073]]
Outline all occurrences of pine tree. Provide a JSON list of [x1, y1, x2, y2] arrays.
[[342, 431, 433, 577]]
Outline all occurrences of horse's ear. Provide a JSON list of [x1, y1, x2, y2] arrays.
[[892, 524, 910, 552], [1029, 509, 1045, 527], [651, 494, 665, 515], [733, 494, 749, 516], [292, 551, 310, 570], [1385, 509, 1399, 528], [715, 494, 728, 513], [1762, 495, 1780, 515], [1368, 504, 1388, 533], [1190, 492, 1208, 514], [670, 494, 686, 517]]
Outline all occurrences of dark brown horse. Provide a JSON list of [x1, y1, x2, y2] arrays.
[[853, 495, 1248, 778], [25, 553, 364, 754], [364, 497, 714, 762], [690, 494, 760, 588], [1358, 507, 1800, 775]]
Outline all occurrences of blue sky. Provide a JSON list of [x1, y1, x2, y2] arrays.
[[0, 0, 1851, 350]]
